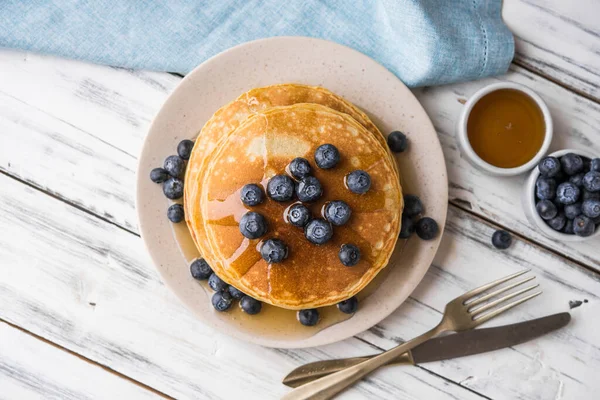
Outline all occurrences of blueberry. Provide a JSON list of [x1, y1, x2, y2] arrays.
[[304, 219, 333, 245], [338, 244, 360, 266], [298, 309, 319, 326], [538, 156, 561, 178], [239, 212, 267, 239], [150, 167, 169, 183], [535, 178, 556, 200], [240, 296, 262, 315], [591, 158, 600, 172], [556, 182, 581, 205], [337, 296, 358, 314], [287, 204, 311, 227], [387, 131, 408, 153], [582, 199, 600, 219], [228, 286, 245, 300], [569, 173, 586, 188], [289, 157, 312, 180], [563, 219, 574, 234], [260, 238, 288, 263], [583, 190, 600, 201], [583, 171, 600, 192], [573, 215, 595, 237], [415, 217, 438, 240], [314, 144, 340, 169], [403, 195, 423, 217], [560, 153, 584, 176], [583, 157, 592, 171], [267, 175, 295, 202], [536, 200, 557, 220], [491, 230, 512, 249], [167, 204, 184, 223], [208, 273, 229, 292], [325, 201, 352, 226], [211, 291, 233, 312], [177, 139, 194, 160], [547, 212, 566, 231], [564, 202, 582, 220], [296, 176, 323, 202], [399, 214, 416, 238], [241, 183, 265, 206], [346, 170, 371, 194], [190, 258, 212, 280], [164, 155, 185, 178], [163, 178, 184, 199]]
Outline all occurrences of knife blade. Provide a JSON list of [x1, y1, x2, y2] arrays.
[[283, 312, 570, 388]]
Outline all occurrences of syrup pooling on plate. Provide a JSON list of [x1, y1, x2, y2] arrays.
[[172, 218, 404, 340], [198, 104, 402, 308]]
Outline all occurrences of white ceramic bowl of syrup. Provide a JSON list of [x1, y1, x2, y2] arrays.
[[522, 149, 600, 242], [456, 82, 553, 176]]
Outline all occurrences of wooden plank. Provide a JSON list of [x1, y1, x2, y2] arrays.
[[1, 170, 598, 399], [1, 51, 599, 270], [0, 91, 138, 232], [359, 206, 600, 400], [414, 64, 600, 270], [0, 321, 160, 400], [0, 173, 484, 400], [504, 0, 600, 101]]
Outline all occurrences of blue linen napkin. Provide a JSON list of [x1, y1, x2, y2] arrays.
[[0, 0, 513, 87]]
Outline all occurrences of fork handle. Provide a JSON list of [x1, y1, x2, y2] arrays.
[[281, 326, 443, 400], [282, 352, 413, 388]]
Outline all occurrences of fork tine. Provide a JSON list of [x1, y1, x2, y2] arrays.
[[460, 269, 530, 303], [473, 291, 542, 325], [469, 284, 540, 316], [466, 276, 536, 307]]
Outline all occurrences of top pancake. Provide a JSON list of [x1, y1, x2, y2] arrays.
[[184, 84, 398, 261], [196, 104, 402, 309]]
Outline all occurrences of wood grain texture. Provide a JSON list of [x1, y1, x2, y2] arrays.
[[1, 51, 599, 271], [504, 0, 600, 101], [2, 169, 600, 399], [414, 64, 600, 270], [1, 2, 600, 396], [359, 206, 600, 400], [0, 322, 159, 400], [0, 172, 484, 400]]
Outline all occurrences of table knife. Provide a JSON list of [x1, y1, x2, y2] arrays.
[[283, 312, 570, 388]]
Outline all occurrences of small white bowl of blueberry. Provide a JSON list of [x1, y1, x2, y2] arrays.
[[523, 149, 600, 241]]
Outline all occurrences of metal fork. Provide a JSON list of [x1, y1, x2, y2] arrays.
[[281, 269, 541, 400]]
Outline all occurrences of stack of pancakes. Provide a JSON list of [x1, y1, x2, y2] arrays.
[[184, 84, 403, 309]]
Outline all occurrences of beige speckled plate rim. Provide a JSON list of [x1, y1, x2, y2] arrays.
[[136, 37, 448, 348]]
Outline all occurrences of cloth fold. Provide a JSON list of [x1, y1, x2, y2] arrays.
[[0, 0, 514, 87]]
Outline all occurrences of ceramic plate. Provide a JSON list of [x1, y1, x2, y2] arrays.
[[136, 37, 447, 348]]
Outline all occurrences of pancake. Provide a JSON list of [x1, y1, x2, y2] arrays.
[[184, 84, 399, 260], [196, 104, 402, 309]]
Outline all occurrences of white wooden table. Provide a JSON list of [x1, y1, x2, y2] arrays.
[[1, 1, 599, 399]]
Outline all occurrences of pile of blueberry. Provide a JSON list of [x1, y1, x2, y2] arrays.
[[238, 143, 377, 325], [535, 154, 600, 237], [149, 139, 195, 223], [398, 195, 439, 240], [238, 143, 370, 269], [190, 258, 262, 314]]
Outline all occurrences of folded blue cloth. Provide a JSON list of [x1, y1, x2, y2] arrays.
[[0, 0, 513, 87]]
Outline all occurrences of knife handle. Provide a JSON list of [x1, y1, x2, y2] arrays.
[[282, 352, 413, 388]]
